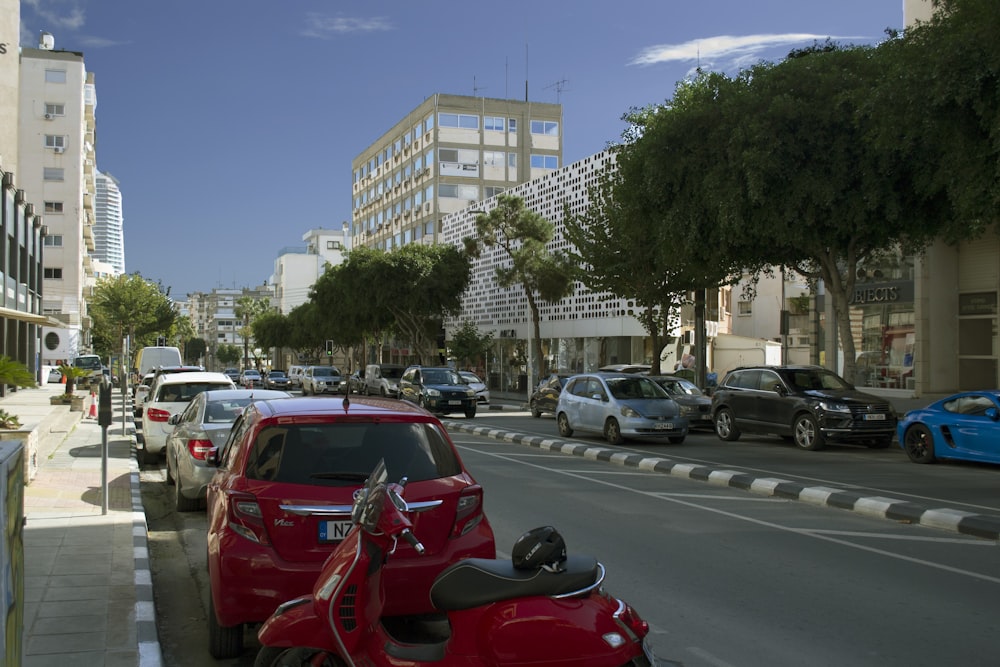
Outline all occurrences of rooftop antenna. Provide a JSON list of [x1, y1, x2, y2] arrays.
[[473, 75, 487, 96], [544, 78, 570, 103]]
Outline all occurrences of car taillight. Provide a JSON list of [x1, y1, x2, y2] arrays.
[[225, 490, 270, 545], [451, 485, 485, 538], [187, 439, 214, 461], [147, 407, 171, 423]]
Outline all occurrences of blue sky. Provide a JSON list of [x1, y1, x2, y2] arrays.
[[19, 0, 903, 299]]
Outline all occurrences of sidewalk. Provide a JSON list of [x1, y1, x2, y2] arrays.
[[1, 381, 162, 667]]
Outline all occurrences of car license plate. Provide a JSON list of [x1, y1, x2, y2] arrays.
[[448, 400, 462, 405], [654, 422, 674, 430], [864, 414, 887, 421], [318, 520, 352, 543]]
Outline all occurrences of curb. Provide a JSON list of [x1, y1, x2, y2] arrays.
[[443, 421, 1000, 541]]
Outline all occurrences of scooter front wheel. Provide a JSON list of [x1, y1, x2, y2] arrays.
[[254, 646, 344, 667]]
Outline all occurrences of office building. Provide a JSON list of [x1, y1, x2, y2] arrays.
[[93, 170, 124, 273]]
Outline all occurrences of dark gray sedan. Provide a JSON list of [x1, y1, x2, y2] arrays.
[[647, 375, 714, 430], [164, 388, 291, 511]]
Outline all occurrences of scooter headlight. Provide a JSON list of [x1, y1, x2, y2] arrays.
[[316, 573, 342, 601]]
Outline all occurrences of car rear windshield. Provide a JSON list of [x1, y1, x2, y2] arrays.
[[157, 382, 233, 403], [243, 422, 461, 485]]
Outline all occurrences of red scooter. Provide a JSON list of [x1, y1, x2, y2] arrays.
[[255, 459, 657, 667]]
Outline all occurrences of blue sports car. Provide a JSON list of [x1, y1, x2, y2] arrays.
[[897, 390, 1000, 464]]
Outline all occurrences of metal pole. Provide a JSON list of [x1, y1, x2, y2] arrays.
[[101, 423, 108, 515]]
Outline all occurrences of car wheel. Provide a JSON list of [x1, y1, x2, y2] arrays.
[[208, 594, 244, 659], [381, 387, 388, 397], [530, 399, 542, 418], [175, 476, 199, 512], [604, 418, 625, 446], [793, 414, 825, 450], [668, 435, 686, 444], [254, 647, 327, 667], [903, 424, 936, 463], [465, 407, 476, 419], [164, 452, 175, 485], [557, 412, 573, 437], [136, 444, 147, 468], [714, 408, 740, 441]]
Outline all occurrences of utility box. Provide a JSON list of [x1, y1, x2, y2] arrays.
[[0, 442, 24, 666]]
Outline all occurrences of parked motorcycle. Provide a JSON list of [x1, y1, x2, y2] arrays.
[[255, 458, 657, 667]]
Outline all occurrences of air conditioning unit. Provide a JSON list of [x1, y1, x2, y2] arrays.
[[44, 113, 53, 120], [403, 209, 411, 217], [53, 146, 64, 154], [424, 202, 432, 213]]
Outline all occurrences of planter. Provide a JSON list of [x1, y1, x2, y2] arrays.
[[50, 394, 85, 411]]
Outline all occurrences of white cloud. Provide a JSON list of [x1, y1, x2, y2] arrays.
[[631, 33, 849, 69], [302, 14, 393, 39], [21, 0, 86, 31]]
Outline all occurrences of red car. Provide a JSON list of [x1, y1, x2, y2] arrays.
[[204, 395, 496, 659]]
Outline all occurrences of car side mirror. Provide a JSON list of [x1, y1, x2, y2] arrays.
[[987, 407, 999, 421], [774, 384, 787, 396], [168, 414, 181, 425]]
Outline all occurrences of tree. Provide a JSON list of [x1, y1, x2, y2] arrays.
[[216, 344, 241, 368], [89, 273, 175, 364], [449, 320, 494, 370], [235, 295, 271, 369], [184, 337, 206, 365], [464, 194, 575, 385], [252, 311, 292, 355]]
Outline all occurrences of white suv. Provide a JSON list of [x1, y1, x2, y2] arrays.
[[139, 371, 235, 465]]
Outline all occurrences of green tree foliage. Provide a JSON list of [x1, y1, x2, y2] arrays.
[[464, 194, 575, 384], [184, 337, 206, 365], [0, 356, 37, 390], [235, 295, 271, 368], [215, 344, 241, 368], [251, 311, 292, 354], [89, 273, 175, 359], [449, 320, 494, 370]]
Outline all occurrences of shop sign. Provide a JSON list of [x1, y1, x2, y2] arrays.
[[959, 292, 997, 316], [849, 281, 914, 305]]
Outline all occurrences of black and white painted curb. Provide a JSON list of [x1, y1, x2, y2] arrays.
[[444, 421, 1000, 541], [125, 413, 164, 667]]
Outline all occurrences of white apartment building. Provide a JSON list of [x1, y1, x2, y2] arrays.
[[19, 33, 97, 364], [351, 94, 562, 250], [188, 285, 273, 371], [270, 226, 350, 315], [93, 170, 124, 273]]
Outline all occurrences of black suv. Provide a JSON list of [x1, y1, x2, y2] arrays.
[[398, 366, 477, 418], [710, 365, 897, 450]]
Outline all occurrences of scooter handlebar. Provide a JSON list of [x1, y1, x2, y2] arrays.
[[400, 529, 425, 555]]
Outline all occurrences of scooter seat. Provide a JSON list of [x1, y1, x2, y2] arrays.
[[430, 554, 600, 611]]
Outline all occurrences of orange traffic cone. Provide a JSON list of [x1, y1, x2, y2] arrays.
[[88, 390, 97, 419]]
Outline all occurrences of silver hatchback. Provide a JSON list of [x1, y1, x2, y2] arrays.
[[164, 388, 291, 511], [556, 373, 689, 445]]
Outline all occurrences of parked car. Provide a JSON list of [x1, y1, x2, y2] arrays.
[[364, 363, 406, 397], [133, 373, 156, 416], [136, 365, 204, 417], [222, 368, 241, 383], [398, 366, 478, 418], [139, 371, 236, 465], [710, 365, 897, 451], [164, 388, 291, 511], [134, 345, 183, 377], [459, 370, 490, 404], [263, 369, 291, 390], [647, 375, 714, 430], [204, 396, 496, 658], [897, 390, 1000, 464], [598, 363, 651, 374], [347, 368, 366, 394], [556, 372, 688, 445], [238, 369, 262, 388], [301, 365, 347, 395], [46, 366, 62, 384], [529, 373, 572, 418]]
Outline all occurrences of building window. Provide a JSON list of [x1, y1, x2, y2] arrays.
[[439, 183, 478, 200], [44, 201, 63, 214], [439, 148, 479, 176], [485, 186, 505, 198], [508, 153, 517, 168], [484, 116, 505, 131], [738, 301, 752, 316], [43, 168, 64, 181], [508, 119, 517, 133], [530, 120, 559, 136], [43, 267, 63, 279], [45, 69, 66, 83], [45, 103, 65, 117], [43, 235, 63, 247], [483, 151, 505, 168], [438, 113, 479, 129], [530, 154, 558, 169], [44, 135, 66, 149], [326, 240, 341, 250]]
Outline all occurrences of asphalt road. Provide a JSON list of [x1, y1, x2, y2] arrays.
[[136, 401, 1000, 666]]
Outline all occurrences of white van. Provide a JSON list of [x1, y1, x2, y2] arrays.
[[288, 365, 305, 389], [134, 346, 183, 377], [364, 363, 406, 397]]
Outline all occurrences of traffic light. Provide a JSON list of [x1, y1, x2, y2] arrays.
[[326, 340, 334, 356]]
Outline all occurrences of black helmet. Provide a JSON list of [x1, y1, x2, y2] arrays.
[[511, 526, 567, 571]]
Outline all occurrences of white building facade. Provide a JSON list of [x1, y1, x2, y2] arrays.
[[93, 170, 124, 273]]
